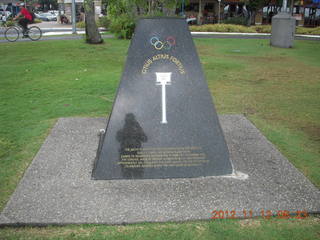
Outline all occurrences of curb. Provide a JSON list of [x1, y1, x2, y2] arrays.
[[39, 27, 106, 32], [191, 32, 270, 36], [190, 31, 320, 39]]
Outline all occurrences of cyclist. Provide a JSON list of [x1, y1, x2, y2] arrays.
[[13, 3, 32, 37]]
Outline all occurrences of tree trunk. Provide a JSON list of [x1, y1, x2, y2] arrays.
[[247, 9, 256, 26], [197, 0, 202, 25], [150, 0, 155, 15], [289, 0, 294, 15], [250, 10, 256, 25], [246, 10, 251, 26], [84, 0, 103, 44]]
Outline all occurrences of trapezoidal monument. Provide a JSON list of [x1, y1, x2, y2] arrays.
[[92, 17, 233, 179]]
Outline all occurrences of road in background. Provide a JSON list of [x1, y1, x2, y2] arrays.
[[1, 21, 319, 42]]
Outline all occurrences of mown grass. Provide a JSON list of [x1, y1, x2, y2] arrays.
[[0, 38, 319, 239], [0, 218, 320, 240], [0, 39, 126, 210], [196, 38, 320, 186]]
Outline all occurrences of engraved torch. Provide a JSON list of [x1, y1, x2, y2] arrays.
[[156, 72, 172, 124]]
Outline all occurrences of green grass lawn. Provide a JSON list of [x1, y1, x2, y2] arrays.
[[0, 218, 319, 240], [0, 38, 319, 239]]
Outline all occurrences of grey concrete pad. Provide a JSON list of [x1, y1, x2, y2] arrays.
[[0, 115, 319, 225]]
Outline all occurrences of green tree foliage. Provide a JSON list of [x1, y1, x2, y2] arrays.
[[37, 0, 58, 10], [243, 0, 266, 25], [244, 0, 265, 10], [106, 0, 136, 39], [107, 0, 184, 39], [244, 0, 283, 9], [243, 0, 284, 25]]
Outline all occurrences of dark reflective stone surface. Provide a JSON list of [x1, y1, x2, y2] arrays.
[[92, 18, 233, 180], [117, 113, 148, 178]]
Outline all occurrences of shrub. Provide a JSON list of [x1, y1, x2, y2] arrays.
[[296, 27, 309, 34], [296, 26, 320, 35], [5, 20, 15, 27], [106, 0, 179, 39], [76, 21, 85, 28], [107, 0, 136, 39], [33, 19, 42, 24], [223, 16, 247, 26], [253, 25, 271, 33], [190, 24, 320, 35], [189, 24, 256, 33], [109, 14, 135, 39], [311, 27, 320, 35], [98, 15, 110, 29]]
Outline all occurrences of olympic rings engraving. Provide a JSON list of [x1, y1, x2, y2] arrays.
[[150, 36, 176, 50]]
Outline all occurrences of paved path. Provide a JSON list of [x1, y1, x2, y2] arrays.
[[1, 21, 319, 42], [1, 32, 319, 43]]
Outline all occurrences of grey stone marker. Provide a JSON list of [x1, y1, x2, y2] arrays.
[[92, 17, 233, 180], [271, 3, 296, 48]]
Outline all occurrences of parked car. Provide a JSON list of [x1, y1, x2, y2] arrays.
[[48, 10, 59, 17], [35, 12, 57, 21], [0, 9, 11, 18], [186, 17, 197, 25]]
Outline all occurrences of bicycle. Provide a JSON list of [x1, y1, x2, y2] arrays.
[[4, 23, 42, 42]]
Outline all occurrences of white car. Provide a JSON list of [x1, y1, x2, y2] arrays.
[[0, 9, 11, 18], [186, 17, 197, 25], [48, 10, 59, 17], [35, 12, 57, 21]]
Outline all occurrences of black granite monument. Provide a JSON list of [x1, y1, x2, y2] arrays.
[[92, 17, 233, 179]]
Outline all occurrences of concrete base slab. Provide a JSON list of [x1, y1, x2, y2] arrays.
[[0, 115, 319, 225]]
